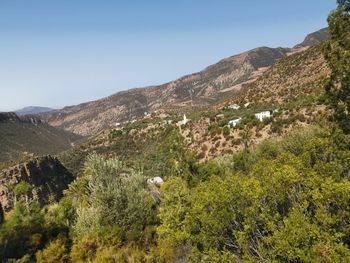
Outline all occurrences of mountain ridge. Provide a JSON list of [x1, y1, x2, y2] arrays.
[[15, 106, 54, 116], [40, 28, 330, 136]]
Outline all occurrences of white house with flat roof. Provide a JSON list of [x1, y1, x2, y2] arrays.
[[255, 111, 271, 122], [228, 104, 240, 110], [228, 118, 241, 127]]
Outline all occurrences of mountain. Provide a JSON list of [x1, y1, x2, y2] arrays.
[[294, 27, 330, 48], [0, 112, 82, 162], [15, 106, 54, 116], [58, 44, 331, 175], [41, 28, 330, 136]]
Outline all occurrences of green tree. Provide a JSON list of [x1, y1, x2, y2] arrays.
[[157, 177, 191, 261], [338, 0, 350, 11], [0, 201, 44, 260], [239, 127, 253, 152], [14, 181, 33, 205], [73, 154, 156, 239], [323, 0, 350, 133], [36, 238, 68, 263]]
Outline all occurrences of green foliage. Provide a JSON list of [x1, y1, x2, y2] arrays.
[[36, 237, 68, 263], [157, 127, 350, 261], [338, 0, 350, 11], [323, 1, 350, 133], [13, 182, 33, 203], [71, 153, 157, 262], [157, 177, 191, 261], [0, 201, 44, 260], [73, 154, 156, 238], [222, 125, 230, 138]]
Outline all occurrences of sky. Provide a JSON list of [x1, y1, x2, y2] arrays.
[[0, 0, 336, 111]]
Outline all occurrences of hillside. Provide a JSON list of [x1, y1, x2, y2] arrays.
[[41, 29, 329, 136], [294, 27, 330, 48], [0, 112, 82, 162], [224, 45, 330, 106]]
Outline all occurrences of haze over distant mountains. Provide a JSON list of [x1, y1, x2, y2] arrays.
[[15, 106, 55, 116], [38, 28, 330, 136]]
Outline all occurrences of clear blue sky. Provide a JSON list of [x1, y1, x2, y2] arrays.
[[0, 0, 336, 111]]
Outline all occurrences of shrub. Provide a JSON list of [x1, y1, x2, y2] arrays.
[[222, 126, 230, 138]]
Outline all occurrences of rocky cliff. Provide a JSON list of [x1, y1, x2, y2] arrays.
[[0, 156, 74, 212]]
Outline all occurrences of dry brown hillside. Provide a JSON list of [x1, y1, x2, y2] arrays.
[[226, 45, 330, 106]]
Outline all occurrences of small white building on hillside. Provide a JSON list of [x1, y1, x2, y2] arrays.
[[228, 104, 240, 110], [228, 118, 241, 127], [178, 114, 191, 126], [255, 111, 271, 122]]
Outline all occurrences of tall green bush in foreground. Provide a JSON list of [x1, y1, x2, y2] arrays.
[[70, 153, 157, 261]]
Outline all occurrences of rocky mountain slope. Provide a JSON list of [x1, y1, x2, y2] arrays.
[[15, 106, 54, 116], [0, 156, 74, 212], [40, 29, 330, 136], [0, 112, 81, 162], [294, 27, 330, 48], [225, 45, 330, 106]]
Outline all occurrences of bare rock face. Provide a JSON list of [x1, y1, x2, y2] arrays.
[[0, 156, 74, 212], [0, 112, 21, 123]]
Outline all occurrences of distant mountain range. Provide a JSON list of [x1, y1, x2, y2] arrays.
[[15, 106, 54, 116], [0, 112, 81, 162], [39, 28, 330, 136]]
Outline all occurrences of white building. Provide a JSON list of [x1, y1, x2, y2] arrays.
[[178, 114, 191, 126], [228, 118, 241, 127], [147, 177, 164, 186], [255, 111, 271, 122], [228, 104, 241, 110], [244, 102, 251, 108]]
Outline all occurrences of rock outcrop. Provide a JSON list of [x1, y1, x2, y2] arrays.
[[0, 156, 74, 211]]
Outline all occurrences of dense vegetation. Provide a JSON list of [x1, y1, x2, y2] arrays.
[[1, 124, 350, 262], [1, 1, 349, 262]]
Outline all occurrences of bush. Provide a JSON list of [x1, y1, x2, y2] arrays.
[[222, 126, 230, 138], [36, 238, 68, 263]]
